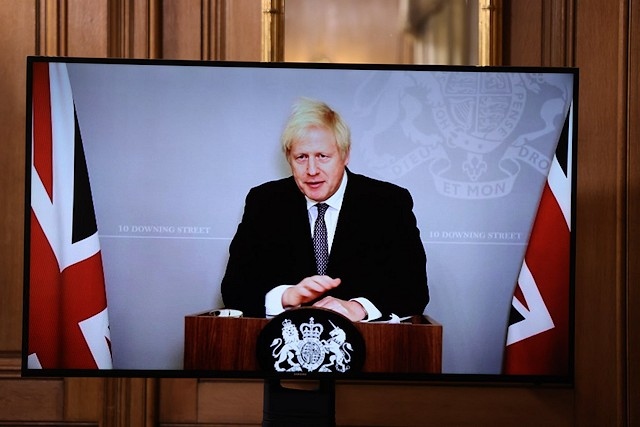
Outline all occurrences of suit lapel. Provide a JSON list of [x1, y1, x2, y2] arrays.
[[328, 171, 361, 271], [283, 178, 316, 273]]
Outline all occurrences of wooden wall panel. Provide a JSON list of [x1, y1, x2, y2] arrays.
[[65, 0, 109, 57], [35, 0, 110, 57], [504, 0, 573, 67], [504, 0, 544, 65], [572, 0, 628, 424], [223, 0, 261, 61], [158, 379, 198, 423], [64, 378, 105, 422], [162, 0, 203, 60], [197, 380, 263, 425], [108, 0, 161, 58], [160, 0, 260, 61], [334, 383, 572, 427], [0, 379, 63, 421], [627, 0, 640, 424], [541, 0, 574, 66], [103, 378, 157, 427], [0, 0, 33, 354]]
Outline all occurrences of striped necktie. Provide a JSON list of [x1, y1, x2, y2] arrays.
[[313, 203, 329, 275]]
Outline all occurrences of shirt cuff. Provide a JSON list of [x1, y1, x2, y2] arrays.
[[351, 297, 382, 322], [265, 284, 293, 317]]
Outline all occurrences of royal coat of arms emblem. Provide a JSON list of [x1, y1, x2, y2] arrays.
[[257, 308, 365, 374]]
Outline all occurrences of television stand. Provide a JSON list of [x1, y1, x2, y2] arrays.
[[262, 378, 336, 427]]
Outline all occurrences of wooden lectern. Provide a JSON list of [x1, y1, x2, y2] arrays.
[[184, 312, 442, 374]]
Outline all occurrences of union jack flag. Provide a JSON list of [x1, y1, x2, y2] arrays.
[[502, 108, 573, 376], [28, 62, 112, 369]]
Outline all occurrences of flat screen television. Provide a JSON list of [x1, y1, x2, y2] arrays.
[[22, 56, 577, 386]]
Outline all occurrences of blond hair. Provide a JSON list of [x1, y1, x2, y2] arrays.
[[280, 98, 351, 159]]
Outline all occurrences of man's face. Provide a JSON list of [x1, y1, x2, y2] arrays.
[[288, 126, 349, 202]]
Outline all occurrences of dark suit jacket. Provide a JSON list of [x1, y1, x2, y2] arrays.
[[221, 169, 429, 319]]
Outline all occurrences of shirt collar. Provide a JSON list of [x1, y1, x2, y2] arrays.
[[305, 170, 348, 211]]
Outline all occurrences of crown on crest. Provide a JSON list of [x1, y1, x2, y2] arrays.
[[300, 317, 323, 340], [281, 318, 296, 332]]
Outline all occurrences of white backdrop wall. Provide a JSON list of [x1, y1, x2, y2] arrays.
[[66, 62, 574, 374]]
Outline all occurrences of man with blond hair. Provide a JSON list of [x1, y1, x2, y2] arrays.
[[221, 98, 428, 321]]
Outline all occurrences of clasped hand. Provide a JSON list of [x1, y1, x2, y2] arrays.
[[281, 275, 366, 321]]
